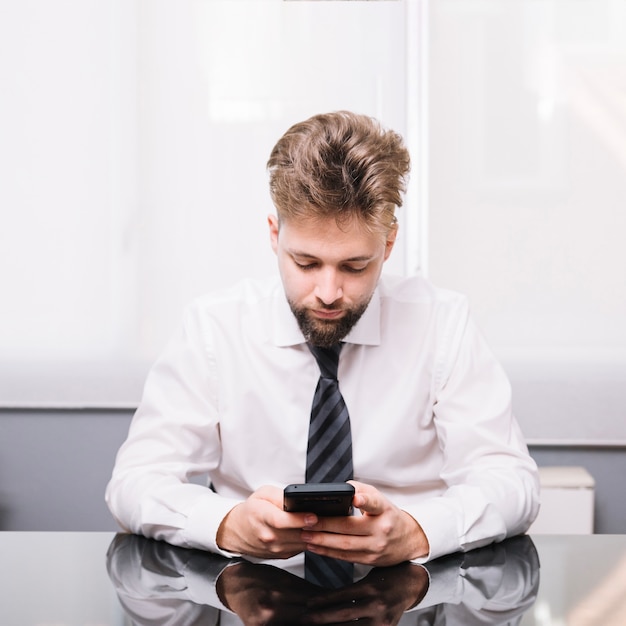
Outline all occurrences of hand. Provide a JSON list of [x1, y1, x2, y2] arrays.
[[216, 485, 316, 559], [300, 481, 430, 566]]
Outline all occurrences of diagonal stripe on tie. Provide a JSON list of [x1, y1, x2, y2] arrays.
[[304, 342, 354, 587], [305, 348, 353, 483]]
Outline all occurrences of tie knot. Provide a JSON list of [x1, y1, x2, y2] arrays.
[[308, 343, 342, 380]]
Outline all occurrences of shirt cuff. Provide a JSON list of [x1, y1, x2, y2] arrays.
[[182, 492, 244, 557], [404, 497, 462, 563]]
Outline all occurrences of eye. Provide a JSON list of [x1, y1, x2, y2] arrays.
[[342, 264, 368, 274], [294, 260, 319, 271]]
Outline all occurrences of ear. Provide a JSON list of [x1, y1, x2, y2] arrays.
[[268, 214, 280, 254], [383, 221, 398, 261]]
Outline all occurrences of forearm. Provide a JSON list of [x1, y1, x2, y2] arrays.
[[106, 470, 242, 555], [405, 465, 539, 562]]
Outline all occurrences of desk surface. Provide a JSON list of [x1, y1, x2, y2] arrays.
[[1, 532, 625, 624]]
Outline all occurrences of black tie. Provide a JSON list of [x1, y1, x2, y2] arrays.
[[305, 342, 354, 588], [306, 343, 353, 483]]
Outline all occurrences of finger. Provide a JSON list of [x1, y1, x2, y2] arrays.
[[251, 488, 318, 530], [302, 524, 391, 564], [354, 492, 384, 515], [253, 484, 285, 507], [307, 515, 368, 537], [248, 521, 310, 555], [349, 482, 385, 515], [259, 501, 318, 531], [276, 510, 319, 530], [302, 530, 369, 556]]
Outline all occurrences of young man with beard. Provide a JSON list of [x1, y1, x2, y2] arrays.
[[106, 111, 539, 566]]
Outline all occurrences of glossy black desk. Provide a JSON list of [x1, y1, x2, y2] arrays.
[[1, 532, 625, 624]]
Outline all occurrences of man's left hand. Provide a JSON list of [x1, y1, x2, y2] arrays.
[[299, 480, 430, 566]]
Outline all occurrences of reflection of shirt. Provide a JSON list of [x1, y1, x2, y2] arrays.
[[105, 274, 539, 561]]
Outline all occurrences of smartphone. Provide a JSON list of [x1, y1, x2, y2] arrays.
[[283, 482, 355, 516]]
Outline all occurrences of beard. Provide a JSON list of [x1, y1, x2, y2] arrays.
[[288, 297, 371, 348]]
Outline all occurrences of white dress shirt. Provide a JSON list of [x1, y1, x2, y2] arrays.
[[105, 274, 539, 562]]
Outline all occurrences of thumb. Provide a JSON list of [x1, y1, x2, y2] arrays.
[[349, 480, 385, 515], [253, 484, 284, 508]]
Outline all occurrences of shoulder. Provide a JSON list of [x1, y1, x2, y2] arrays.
[[178, 277, 282, 341]]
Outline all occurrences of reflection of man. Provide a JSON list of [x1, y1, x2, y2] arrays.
[[106, 533, 540, 626], [217, 560, 429, 625], [106, 111, 539, 565]]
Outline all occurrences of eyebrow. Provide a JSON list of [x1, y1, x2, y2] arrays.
[[288, 249, 375, 263]]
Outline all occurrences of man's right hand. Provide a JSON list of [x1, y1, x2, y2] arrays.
[[216, 485, 316, 559]]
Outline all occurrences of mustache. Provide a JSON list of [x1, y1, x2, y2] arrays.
[[314, 301, 344, 311]]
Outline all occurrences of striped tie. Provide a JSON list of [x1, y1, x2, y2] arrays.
[[305, 342, 354, 588]]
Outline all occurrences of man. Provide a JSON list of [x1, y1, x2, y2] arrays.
[[106, 111, 539, 566]]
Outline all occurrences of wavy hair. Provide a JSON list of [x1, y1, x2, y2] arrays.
[[267, 111, 410, 234]]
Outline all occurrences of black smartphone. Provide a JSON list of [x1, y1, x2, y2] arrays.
[[283, 482, 355, 516]]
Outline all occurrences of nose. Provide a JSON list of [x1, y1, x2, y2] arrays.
[[314, 267, 343, 305]]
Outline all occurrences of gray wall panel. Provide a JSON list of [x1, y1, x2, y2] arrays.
[[1, 410, 624, 534]]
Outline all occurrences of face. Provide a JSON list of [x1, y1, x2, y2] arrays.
[[269, 213, 397, 347]]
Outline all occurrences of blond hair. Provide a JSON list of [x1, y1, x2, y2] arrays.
[[267, 111, 410, 234]]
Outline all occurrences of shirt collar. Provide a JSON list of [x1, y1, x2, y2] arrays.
[[272, 282, 381, 347]]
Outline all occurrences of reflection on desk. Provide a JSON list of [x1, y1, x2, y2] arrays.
[[2, 532, 625, 624], [106, 533, 540, 625]]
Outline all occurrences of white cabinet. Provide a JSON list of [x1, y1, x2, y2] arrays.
[[530, 466, 595, 534]]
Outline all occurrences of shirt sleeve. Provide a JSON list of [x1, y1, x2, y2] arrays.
[[105, 302, 242, 556], [404, 297, 540, 562]]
